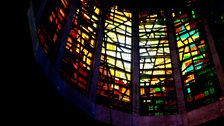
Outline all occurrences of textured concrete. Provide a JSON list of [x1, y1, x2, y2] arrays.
[[96, 105, 132, 126], [186, 97, 224, 126]]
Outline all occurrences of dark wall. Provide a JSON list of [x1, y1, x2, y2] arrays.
[[6, 0, 111, 125]]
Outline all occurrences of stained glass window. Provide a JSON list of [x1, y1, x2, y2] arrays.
[[173, 5, 220, 110], [139, 11, 178, 116], [60, 0, 100, 94], [37, 0, 73, 60], [33, 0, 223, 116], [97, 6, 132, 112]]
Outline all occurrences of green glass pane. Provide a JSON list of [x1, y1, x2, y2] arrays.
[[209, 87, 215, 94], [156, 100, 163, 104], [174, 19, 181, 24], [155, 113, 162, 116], [198, 68, 212, 75], [205, 71, 215, 78], [200, 45, 207, 52], [155, 88, 161, 92], [204, 90, 209, 96], [149, 105, 153, 110]]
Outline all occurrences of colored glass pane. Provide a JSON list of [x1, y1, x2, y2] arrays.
[[97, 6, 132, 112], [139, 11, 177, 116], [60, 0, 100, 94], [37, 0, 73, 60], [173, 7, 219, 111]]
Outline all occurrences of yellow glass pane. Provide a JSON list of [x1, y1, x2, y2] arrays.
[[83, 55, 86, 61], [101, 48, 106, 56], [166, 70, 172, 74], [165, 63, 171, 68], [172, 12, 175, 17], [155, 58, 164, 65], [109, 69, 114, 76], [124, 21, 131, 26], [123, 96, 130, 102], [160, 40, 168, 44], [83, 49, 88, 55], [87, 53, 92, 58], [122, 88, 126, 93], [127, 73, 131, 81], [106, 50, 116, 57], [115, 70, 126, 79], [76, 48, 80, 53], [94, 7, 100, 14], [183, 39, 189, 45], [184, 74, 195, 83], [149, 78, 159, 84], [124, 12, 132, 18], [59, 8, 65, 17], [140, 88, 145, 95], [90, 40, 95, 47], [177, 40, 184, 48], [106, 43, 116, 50], [165, 58, 171, 63], [185, 23, 190, 30], [143, 70, 152, 75], [150, 14, 157, 18], [107, 32, 117, 42], [184, 46, 189, 53], [106, 20, 114, 26], [116, 60, 123, 69], [86, 58, 91, 65], [107, 57, 115, 64], [147, 40, 158, 45], [92, 15, 98, 21], [191, 51, 198, 56], [153, 70, 165, 75], [93, 23, 97, 28]]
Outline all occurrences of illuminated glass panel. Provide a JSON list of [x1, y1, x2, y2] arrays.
[[37, 0, 72, 60], [97, 6, 132, 112], [59, 0, 100, 94], [139, 11, 177, 116], [173, 5, 220, 111]]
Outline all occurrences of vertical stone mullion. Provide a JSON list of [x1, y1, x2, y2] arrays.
[[201, 17, 224, 97], [166, 9, 187, 125], [54, 0, 79, 69], [88, 3, 106, 116], [131, 9, 140, 126], [35, 0, 47, 25]]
